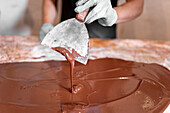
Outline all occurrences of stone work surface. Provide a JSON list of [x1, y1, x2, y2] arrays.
[[0, 36, 170, 69]]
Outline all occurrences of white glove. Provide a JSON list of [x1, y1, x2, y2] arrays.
[[74, 0, 118, 26], [39, 23, 54, 41]]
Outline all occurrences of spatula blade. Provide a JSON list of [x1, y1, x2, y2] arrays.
[[41, 18, 89, 65]]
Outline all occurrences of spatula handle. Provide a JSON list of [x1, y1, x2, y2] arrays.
[[76, 8, 90, 22]]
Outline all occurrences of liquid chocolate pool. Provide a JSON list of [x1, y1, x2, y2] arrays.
[[0, 58, 169, 113]]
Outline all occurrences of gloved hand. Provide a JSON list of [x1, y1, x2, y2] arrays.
[[39, 23, 54, 41], [74, 0, 118, 26]]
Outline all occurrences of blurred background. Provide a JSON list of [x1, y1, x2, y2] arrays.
[[0, 0, 169, 41]]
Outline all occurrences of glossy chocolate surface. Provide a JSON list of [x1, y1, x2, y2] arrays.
[[0, 58, 169, 113]]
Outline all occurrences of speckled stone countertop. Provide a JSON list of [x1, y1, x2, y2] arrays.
[[0, 35, 169, 70]]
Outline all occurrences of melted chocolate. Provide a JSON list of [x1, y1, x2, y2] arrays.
[[52, 47, 83, 93], [0, 58, 169, 113], [52, 47, 77, 93]]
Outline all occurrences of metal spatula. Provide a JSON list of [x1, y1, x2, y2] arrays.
[[41, 9, 89, 65]]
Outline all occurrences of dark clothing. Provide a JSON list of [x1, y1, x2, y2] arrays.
[[59, 0, 118, 39]]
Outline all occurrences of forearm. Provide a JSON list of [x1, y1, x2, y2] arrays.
[[114, 0, 144, 24], [43, 0, 57, 24]]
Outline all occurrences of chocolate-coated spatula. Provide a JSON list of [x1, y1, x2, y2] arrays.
[[41, 9, 89, 65]]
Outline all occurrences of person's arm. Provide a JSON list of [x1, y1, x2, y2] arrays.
[[115, 0, 144, 24], [75, 0, 144, 26], [42, 0, 57, 24], [39, 0, 57, 41]]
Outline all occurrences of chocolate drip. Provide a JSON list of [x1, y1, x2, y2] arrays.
[[52, 47, 77, 93]]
